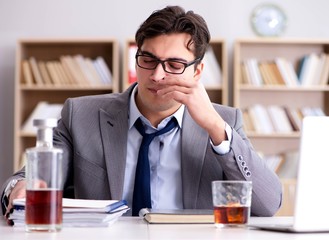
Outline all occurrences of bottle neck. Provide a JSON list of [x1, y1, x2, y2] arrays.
[[36, 128, 53, 148]]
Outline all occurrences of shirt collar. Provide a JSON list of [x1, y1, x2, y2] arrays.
[[128, 84, 184, 130]]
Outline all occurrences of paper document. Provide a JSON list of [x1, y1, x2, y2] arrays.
[[9, 198, 129, 227]]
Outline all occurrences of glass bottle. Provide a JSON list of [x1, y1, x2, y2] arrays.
[[25, 118, 63, 232]]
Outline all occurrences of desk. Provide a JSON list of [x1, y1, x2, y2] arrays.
[[1, 217, 329, 240]]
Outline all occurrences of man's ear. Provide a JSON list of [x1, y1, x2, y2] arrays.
[[194, 62, 204, 81]]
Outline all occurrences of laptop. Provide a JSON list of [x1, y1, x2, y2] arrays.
[[250, 116, 329, 233]]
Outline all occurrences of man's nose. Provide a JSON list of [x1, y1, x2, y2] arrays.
[[151, 62, 166, 81]]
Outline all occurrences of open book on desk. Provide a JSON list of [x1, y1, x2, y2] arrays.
[[9, 198, 129, 227], [139, 208, 214, 224]]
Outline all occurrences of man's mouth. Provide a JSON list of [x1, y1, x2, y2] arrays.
[[148, 87, 160, 94]]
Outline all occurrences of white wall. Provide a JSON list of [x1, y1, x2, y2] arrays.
[[1, 0, 328, 184]]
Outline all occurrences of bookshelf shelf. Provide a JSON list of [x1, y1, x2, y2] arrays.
[[234, 38, 329, 216], [239, 85, 329, 91], [123, 38, 228, 105], [20, 86, 114, 91], [246, 132, 300, 138], [239, 89, 329, 110], [14, 38, 119, 172]]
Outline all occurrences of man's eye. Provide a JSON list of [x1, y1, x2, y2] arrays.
[[168, 61, 184, 70], [143, 57, 157, 64], [144, 59, 157, 63]]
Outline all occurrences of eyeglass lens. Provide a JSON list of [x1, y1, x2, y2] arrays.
[[136, 55, 187, 74]]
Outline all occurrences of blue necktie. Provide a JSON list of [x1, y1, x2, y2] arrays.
[[132, 117, 177, 216]]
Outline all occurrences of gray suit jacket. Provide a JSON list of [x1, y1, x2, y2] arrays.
[[1, 84, 282, 216]]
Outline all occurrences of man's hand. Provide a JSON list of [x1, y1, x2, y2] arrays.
[[157, 77, 227, 145], [5, 180, 26, 219]]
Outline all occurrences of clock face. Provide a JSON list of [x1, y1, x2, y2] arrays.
[[251, 4, 287, 37]]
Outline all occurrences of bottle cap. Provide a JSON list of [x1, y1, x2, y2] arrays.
[[33, 118, 58, 128]]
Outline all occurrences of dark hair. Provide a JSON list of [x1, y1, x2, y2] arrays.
[[135, 5, 210, 60]]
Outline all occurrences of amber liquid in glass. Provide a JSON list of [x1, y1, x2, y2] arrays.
[[25, 189, 62, 230], [214, 206, 249, 226]]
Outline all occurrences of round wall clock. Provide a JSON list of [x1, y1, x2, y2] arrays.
[[250, 3, 287, 37]]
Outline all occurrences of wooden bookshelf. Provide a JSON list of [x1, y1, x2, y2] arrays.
[[234, 38, 329, 216], [234, 38, 329, 153], [122, 38, 228, 105], [14, 38, 119, 172]]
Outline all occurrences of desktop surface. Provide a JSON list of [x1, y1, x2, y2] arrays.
[[1, 216, 329, 240]]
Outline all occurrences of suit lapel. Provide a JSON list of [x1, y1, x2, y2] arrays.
[[99, 109, 127, 200], [99, 86, 134, 200], [181, 110, 208, 208]]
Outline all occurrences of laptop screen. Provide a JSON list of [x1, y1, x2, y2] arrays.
[[293, 116, 329, 231]]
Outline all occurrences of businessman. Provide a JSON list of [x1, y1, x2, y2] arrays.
[[2, 5, 282, 217]]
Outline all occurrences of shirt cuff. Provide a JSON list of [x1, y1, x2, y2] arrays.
[[3, 178, 25, 209], [211, 122, 232, 155]]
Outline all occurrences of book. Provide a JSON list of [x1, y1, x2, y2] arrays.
[[245, 58, 263, 86], [298, 53, 319, 86], [60, 55, 82, 85], [276, 150, 300, 179], [312, 53, 327, 85], [261, 154, 284, 173], [240, 61, 252, 84], [60, 55, 89, 86], [283, 107, 300, 131], [139, 208, 214, 224], [59, 56, 76, 85], [95, 56, 112, 85], [284, 60, 300, 86], [267, 105, 293, 133], [200, 46, 222, 87], [21, 101, 63, 134], [13, 198, 128, 213], [21, 60, 33, 85], [37, 61, 53, 85], [319, 54, 329, 85], [85, 57, 104, 85], [54, 61, 70, 85], [242, 108, 255, 132], [46, 61, 62, 86], [9, 198, 129, 227], [74, 54, 95, 86], [274, 58, 299, 86], [128, 44, 138, 84], [268, 62, 286, 85], [248, 104, 274, 134], [258, 62, 274, 85], [29, 57, 44, 85]]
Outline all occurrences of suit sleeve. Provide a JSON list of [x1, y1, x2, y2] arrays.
[[53, 98, 75, 198], [216, 107, 283, 217], [0, 172, 25, 215]]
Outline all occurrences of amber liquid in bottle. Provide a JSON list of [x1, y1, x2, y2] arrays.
[[25, 119, 63, 232]]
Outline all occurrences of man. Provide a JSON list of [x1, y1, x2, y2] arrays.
[[2, 6, 282, 217]]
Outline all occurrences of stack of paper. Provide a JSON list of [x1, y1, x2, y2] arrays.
[[9, 198, 129, 227]]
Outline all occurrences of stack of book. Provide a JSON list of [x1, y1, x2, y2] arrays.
[[242, 104, 326, 134], [200, 46, 222, 87], [22, 55, 112, 87], [21, 101, 63, 135], [9, 198, 129, 227], [240, 54, 329, 86]]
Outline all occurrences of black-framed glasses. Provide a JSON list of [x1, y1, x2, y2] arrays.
[[135, 54, 201, 74]]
